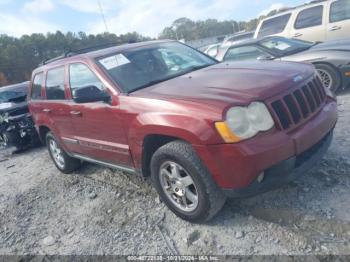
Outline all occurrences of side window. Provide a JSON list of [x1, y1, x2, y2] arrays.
[[224, 46, 266, 61], [46, 67, 65, 100], [330, 0, 350, 23], [258, 14, 291, 38], [69, 63, 105, 99], [295, 6, 323, 29], [31, 73, 43, 100]]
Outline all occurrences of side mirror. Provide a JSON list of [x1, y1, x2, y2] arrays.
[[257, 54, 275, 61], [73, 85, 111, 104]]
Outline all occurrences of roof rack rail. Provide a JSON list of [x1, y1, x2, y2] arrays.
[[266, 0, 327, 17], [40, 42, 117, 65]]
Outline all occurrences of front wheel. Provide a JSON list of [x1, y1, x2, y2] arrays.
[[151, 140, 226, 223], [315, 64, 341, 93]]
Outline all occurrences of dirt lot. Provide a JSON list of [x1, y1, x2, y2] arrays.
[[0, 93, 350, 256]]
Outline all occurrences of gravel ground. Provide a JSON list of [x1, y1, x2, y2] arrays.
[[0, 93, 349, 256]]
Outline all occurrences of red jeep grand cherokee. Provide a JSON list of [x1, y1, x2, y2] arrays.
[[28, 40, 337, 222]]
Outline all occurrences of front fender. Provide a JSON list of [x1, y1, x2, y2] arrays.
[[127, 112, 222, 170]]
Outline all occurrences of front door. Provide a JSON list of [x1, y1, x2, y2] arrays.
[[67, 63, 132, 167]]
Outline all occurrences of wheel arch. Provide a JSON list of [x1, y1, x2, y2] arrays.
[[38, 125, 51, 145], [140, 134, 190, 177]]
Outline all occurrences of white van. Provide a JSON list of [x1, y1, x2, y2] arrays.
[[254, 0, 350, 42]]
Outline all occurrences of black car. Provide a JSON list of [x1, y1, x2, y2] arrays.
[[0, 81, 39, 150], [217, 36, 350, 92]]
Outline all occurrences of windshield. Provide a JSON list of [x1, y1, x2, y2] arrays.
[[97, 42, 216, 93], [258, 37, 313, 56], [0, 90, 27, 103]]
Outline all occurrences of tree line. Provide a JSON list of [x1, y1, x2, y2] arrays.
[[0, 32, 150, 87], [0, 9, 282, 87]]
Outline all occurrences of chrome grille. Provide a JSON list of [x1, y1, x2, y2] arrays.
[[270, 77, 326, 130]]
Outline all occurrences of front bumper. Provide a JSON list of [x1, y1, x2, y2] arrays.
[[339, 66, 350, 89], [222, 130, 333, 198], [193, 100, 337, 191]]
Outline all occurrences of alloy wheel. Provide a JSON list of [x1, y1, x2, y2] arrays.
[[159, 161, 198, 212], [317, 69, 333, 90], [49, 139, 65, 169]]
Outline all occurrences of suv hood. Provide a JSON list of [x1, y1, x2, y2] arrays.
[[0, 101, 29, 116], [133, 61, 314, 105]]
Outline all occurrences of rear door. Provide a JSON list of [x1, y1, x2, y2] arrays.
[[327, 0, 350, 40], [67, 62, 132, 167], [290, 5, 326, 42], [42, 66, 78, 151]]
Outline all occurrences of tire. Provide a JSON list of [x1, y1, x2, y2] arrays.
[[315, 63, 341, 93], [46, 132, 81, 174], [151, 140, 226, 223]]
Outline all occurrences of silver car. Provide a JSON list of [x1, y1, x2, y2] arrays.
[[219, 36, 350, 92]]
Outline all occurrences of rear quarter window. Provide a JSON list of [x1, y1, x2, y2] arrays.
[[45, 67, 66, 100], [31, 73, 43, 100], [258, 13, 291, 38], [330, 0, 350, 22], [294, 5, 323, 29]]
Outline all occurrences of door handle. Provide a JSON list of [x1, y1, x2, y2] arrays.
[[43, 108, 51, 113], [293, 33, 303, 37], [70, 111, 82, 117], [329, 26, 341, 31]]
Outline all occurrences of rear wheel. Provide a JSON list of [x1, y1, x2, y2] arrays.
[[315, 64, 341, 93], [151, 140, 226, 223], [46, 132, 81, 173]]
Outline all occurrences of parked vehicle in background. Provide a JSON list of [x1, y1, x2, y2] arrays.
[[216, 31, 254, 59], [221, 31, 254, 48], [200, 43, 221, 58], [219, 36, 350, 92], [28, 40, 337, 222], [0, 82, 39, 151], [254, 0, 350, 42]]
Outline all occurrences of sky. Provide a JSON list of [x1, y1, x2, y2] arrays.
[[0, 0, 307, 38]]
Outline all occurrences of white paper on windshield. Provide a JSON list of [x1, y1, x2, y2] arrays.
[[99, 54, 130, 70], [275, 42, 290, 50]]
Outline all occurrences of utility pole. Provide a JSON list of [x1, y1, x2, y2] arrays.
[[98, 0, 109, 32], [172, 25, 179, 40]]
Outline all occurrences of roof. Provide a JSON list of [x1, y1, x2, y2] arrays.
[[33, 39, 175, 73], [225, 36, 267, 48], [260, 0, 327, 21], [85, 39, 174, 58]]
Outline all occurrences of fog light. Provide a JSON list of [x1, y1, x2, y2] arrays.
[[257, 172, 265, 183]]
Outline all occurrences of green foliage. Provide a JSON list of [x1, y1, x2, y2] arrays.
[[159, 18, 259, 41], [0, 31, 151, 86]]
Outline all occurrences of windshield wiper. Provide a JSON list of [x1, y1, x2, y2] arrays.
[[132, 79, 170, 92]]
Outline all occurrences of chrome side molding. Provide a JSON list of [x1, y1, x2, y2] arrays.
[[72, 153, 136, 174]]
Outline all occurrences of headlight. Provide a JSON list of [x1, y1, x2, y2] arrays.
[[215, 102, 274, 143]]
